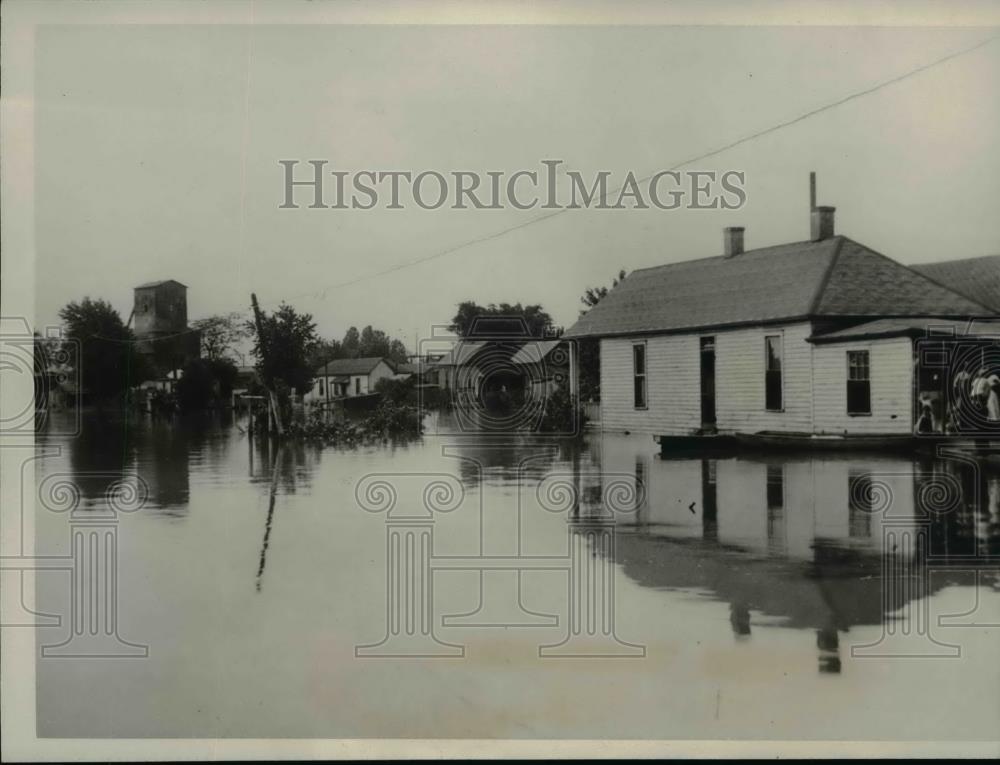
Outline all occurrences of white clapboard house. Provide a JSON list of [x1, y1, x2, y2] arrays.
[[304, 357, 397, 405], [562, 205, 1000, 443]]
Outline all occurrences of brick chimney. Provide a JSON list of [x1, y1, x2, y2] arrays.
[[811, 206, 835, 241], [723, 226, 745, 256]]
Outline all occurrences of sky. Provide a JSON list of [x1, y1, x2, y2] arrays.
[[34, 24, 1000, 352]]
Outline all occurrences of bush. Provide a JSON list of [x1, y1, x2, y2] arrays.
[[288, 399, 423, 445], [374, 376, 416, 405], [538, 386, 586, 434]]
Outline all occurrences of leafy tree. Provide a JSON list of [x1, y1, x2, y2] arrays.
[[248, 303, 319, 395], [388, 338, 408, 364], [449, 301, 555, 338], [577, 269, 626, 402], [580, 269, 626, 313], [58, 297, 151, 400], [176, 357, 239, 411], [341, 326, 360, 357], [317, 325, 408, 365], [308, 338, 343, 370], [191, 312, 250, 362], [356, 325, 409, 363]]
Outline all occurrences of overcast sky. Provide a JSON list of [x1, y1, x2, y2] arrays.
[[34, 24, 999, 350]]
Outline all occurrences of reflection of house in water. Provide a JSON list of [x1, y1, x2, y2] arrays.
[[584, 437, 999, 671]]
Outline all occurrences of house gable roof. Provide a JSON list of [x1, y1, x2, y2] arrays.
[[316, 357, 392, 376], [911, 255, 1000, 313], [431, 341, 490, 367], [563, 236, 994, 339], [135, 279, 187, 290], [510, 339, 564, 365]]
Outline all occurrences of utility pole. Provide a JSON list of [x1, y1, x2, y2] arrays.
[[250, 292, 285, 438]]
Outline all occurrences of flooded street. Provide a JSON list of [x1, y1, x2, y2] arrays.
[[32, 411, 1000, 740]]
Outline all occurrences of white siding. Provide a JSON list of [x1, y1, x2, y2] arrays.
[[812, 337, 913, 434], [599, 322, 914, 436], [600, 322, 815, 436], [600, 334, 701, 435], [716, 323, 814, 433]]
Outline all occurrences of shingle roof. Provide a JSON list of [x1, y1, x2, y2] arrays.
[[510, 339, 563, 365], [135, 279, 187, 289], [563, 236, 995, 339], [911, 255, 1000, 313], [431, 341, 489, 367], [316, 357, 392, 376], [810, 317, 1000, 344]]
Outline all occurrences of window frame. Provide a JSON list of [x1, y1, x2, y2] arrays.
[[764, 333, 784, 412], [632, 341, 648, 410], [846, 349, 872, 416]]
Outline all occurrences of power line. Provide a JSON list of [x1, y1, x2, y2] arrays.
[[262, 32, 998, 307]]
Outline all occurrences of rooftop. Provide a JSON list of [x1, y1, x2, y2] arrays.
[[809, 317, 1000, 344], [135, 279, 187, 290], [563, 236, 995, 339], [911, 255, 1000, 313], [315, 357, 393, 376]]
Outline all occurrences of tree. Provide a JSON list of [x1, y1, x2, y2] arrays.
[[341, 326, 360, 357], [176, 357, 239, 411], [388, 338, 408, 364], [577, 269, 626, 402], [58, 297, 151, 400], [318, 325, 408, 365], [580, 269, 626, 314], [308, 338, 343, 370], [449, 301, 555, 338], [191, 312, 250, 362], [248, 303, 319, 395]]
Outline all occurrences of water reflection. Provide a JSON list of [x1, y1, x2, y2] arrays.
[[32, 411, 1000, 737], [586, 438, 1000, 674]]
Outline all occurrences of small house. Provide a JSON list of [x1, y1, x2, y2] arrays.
[[510, 339, 569, 401], [304, 357, 397, 405], [562, 205, 1000, 443]]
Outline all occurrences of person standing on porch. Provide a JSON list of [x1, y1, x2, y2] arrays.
[[971, 368, 991, 412], [987, 374, 1000, 423]]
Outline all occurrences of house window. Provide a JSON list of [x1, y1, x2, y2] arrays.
[[632, 343, 647, 409], [765, 335, 783, 411], [318, 378, 325, 396], [355, 377, 361, 395], [847, 350, 871, 415]]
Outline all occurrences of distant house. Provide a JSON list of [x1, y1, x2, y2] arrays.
[[431, 340, 490, 396], [510, 339, 568, 401], [304, 357, 397, 405], [393, 354, 445, 387], [562, 205, 1000, 442]]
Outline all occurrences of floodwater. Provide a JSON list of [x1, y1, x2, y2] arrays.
[[30, 410, 1000, 739]]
